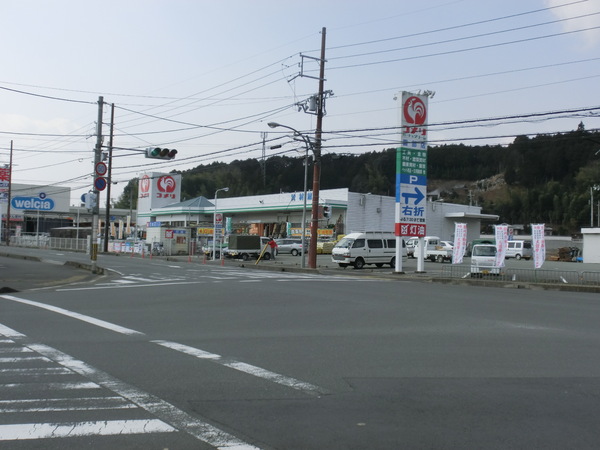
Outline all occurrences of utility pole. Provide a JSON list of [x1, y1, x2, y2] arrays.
[[103, 103, 115, 252], [91, 96, 103, 273], [307, 27, 326, 269]]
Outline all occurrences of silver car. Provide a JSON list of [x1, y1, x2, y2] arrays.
[[275, 238, 304, 256]]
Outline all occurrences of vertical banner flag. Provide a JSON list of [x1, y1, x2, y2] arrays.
[[495, 225, 509, 267], [452, 223, 467, 264], [396, 92, 429, 238], [532, 223, 546, 269], [0, 166, 9, 203]]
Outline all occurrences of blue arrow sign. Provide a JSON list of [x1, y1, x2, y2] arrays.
[[401, 187, 425, 205]]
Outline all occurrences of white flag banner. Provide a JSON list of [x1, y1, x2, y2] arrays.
[[494, 225, 508, 267], [452, 223, 467, 264], [532, 223, 546, 269]]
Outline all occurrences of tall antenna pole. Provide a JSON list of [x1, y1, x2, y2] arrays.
[[308, 27, 326, 269]]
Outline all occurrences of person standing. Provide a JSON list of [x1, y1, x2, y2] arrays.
[[268, 238, 278, 260]]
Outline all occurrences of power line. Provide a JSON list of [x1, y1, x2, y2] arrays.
[[327, 26, 600, 70]]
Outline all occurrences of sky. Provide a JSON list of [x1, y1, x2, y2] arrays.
[[0, 0, 599, 206]]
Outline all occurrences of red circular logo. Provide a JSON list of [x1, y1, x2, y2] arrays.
[[157, 176, 177, 193], [403, 96, 427, 125], [139, 175, 151, 193]]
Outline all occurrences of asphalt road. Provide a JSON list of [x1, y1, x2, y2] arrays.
[[1, 248, 600, 448]]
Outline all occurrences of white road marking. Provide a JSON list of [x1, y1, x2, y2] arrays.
[[0, 396, 137, 413], [0, 381, 100, 390], [153, 340, 327, 397], [0, 419, 176, 440], [0, 323, 261, 448], [57, 280, 207, 291], [0, 295, 144, 336], [0, 356, 50, 363]]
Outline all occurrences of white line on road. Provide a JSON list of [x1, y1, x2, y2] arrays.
[[56, 280, 207, 291], [0, 295, 144, 336], [153, 340, 327, 397], [0, 419, 176, 440], [0, 323, 261, 449]]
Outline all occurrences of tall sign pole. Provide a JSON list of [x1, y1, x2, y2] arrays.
[[395, 91, 430, 273], [91, 96, 104, 273], [5, 140, 13, 246]]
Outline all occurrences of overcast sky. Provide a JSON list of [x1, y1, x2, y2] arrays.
[[1, 0, 599, 205]]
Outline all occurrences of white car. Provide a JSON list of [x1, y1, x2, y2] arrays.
[[438, 241, 454, 251]]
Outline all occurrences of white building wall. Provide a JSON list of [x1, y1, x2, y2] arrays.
[[581, 228, 600, 263], [345, 193, 395, 233], [425, 201, 483, 241]]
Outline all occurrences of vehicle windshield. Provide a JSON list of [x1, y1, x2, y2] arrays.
[[336, 237, 354, 248], [473, 246, 496, 257]]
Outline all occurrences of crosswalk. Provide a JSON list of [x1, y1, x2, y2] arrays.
[[0, 324, 260, 448], [0, 335, 177, 443], [59, 265, 378, 291]]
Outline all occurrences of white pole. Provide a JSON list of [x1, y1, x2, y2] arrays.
[[213, 194, 217, 261]]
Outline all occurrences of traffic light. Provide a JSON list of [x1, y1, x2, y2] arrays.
[[145, 147, 177, 160], [323, 205, 332, 218]]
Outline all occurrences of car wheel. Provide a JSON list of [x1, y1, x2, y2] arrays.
[[436, 255, 444, 263], [242, 253, 249, 261], [516, 254, 522, 260], [291, 249, 298, 256], [390, 257, 395, 268], [263, 252, 271, 261], [354, 258, 365, 269]]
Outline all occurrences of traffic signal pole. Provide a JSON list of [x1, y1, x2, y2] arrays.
[[91, 96, 103, 273], [308, 27, 326, 269]]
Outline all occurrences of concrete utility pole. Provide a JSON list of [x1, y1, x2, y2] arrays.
[[308, 26, 326, 269], [103, 103, 115, 252], [91, 96, 103, 273]]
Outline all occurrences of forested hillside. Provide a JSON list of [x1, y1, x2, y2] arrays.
[[116, 124, 600, 234]]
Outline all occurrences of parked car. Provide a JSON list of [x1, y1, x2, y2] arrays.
[[275, 238, 304, 256], [439, 241, 454, 251], [405, 237, 418, 258], [505, 240, 533, 260]]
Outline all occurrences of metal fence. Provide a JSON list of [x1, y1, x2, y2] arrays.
[[440, 265, 600, 287], [11, 235, 88, 252]]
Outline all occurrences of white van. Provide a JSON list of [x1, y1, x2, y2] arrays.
[[505, 240, 533, 260], [331, 232, 406, 269], [470, 244, 500, 276]]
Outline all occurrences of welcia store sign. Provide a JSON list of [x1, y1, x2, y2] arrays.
[[11, 193, 55, 211]]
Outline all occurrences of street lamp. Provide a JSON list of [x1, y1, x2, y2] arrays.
[[268, 122, 313, 268], [213, 187, 229, 260]]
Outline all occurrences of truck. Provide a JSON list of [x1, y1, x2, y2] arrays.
[[412, 236, 453, 263], [226, 235, 273, 261], [470, 244, 500, 276]]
